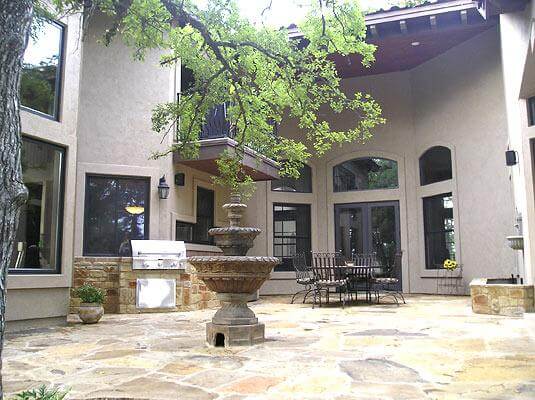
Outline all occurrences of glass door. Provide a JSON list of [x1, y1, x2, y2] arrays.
[[335, 201, 400, 277]]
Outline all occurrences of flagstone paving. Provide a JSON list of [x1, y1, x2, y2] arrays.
[[4, 295, 535, 399]]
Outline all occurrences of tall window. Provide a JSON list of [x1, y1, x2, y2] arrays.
[[273, 204, 311, 271], [10, 138, 65, 274], [419, 146, 452, 185], [333, 157, 398, 192], [271, 164, 312, 193], [84, 175, 150, 256], [21, 19, 64, 120], [176, 187, 214, 244], [423, 193, 455, 269]]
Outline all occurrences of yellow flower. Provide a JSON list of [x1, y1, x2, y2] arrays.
[[443, 259, 458, 270]]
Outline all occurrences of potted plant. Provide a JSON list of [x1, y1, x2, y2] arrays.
[[76, 284, 105, 324]]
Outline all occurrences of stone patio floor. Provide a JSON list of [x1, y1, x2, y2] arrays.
[[4, 295, 535, 399]]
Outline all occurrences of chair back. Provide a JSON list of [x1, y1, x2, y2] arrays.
[[292, 253, 311, 281], [381, 251, 402, 279], [352, 253, 377, 267], [311, 252, 346, 282]]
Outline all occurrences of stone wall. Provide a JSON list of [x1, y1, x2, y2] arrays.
[[70, 253, 219, 314], [470, 279, 535, 316]]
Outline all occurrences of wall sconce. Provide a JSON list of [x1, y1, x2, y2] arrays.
[[174, 172, 185, 186], [158, 175, 170, 199], [506, 150, 518, 166]]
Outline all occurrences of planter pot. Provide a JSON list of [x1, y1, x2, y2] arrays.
[[78, 302, 104, 324], [506, 235, 524, 250]]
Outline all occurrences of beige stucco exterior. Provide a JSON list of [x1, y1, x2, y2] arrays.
[[7, 2, 534, 328], [257, 27, 516, 295], [500, 2, 535, 286], [6, 14, 83, 331]]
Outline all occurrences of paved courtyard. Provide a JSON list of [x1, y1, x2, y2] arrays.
[[4, 295, 535, 399]]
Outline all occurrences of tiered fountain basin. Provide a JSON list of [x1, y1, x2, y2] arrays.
[[187, 195, 279, 347]]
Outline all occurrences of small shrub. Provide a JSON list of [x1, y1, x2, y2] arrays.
[[11, 385, 69, 400], [75, 283, 105, 304]]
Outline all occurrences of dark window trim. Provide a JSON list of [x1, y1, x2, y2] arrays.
[[176, 187, 215, 245], [9, 136, 66, 275], [419, 146, 453, 186], [273, 202, 312, 272], [83, 174, 151, 257], [21, 18, 65, 122], [332, 157, 399, 193], [528, 97, 535, 127], [423, 192, 454, 270], [271, 163, 313, 193]]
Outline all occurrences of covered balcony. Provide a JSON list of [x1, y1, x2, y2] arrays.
[[173, 103, 280, 181]]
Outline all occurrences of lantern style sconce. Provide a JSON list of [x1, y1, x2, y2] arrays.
[[158, 175, 170, 199]]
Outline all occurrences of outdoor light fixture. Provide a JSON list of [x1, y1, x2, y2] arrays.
[[506, 150, 518, 166], [158, 175, 170, 199]]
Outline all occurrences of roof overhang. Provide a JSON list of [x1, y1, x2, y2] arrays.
[[289, 1, 529, 78], [333, 0, 499, 78], [173, 138, 280, 181]]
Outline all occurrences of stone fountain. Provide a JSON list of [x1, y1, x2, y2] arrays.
[[188, 193, 279, 346]]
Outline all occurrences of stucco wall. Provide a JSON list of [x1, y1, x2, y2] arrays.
[[256, 27, 516, 295], [6, 14, 83, 326], [74, 15, 228, 259], [500, 2, 535, 285]]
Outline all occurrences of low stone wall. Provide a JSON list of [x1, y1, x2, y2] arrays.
[[70, 253, 219, 314], [470, 279, 534, 316]]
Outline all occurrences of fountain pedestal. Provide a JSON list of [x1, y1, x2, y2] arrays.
[[207, 292, 264, 346], [187, 196, 279, 347]]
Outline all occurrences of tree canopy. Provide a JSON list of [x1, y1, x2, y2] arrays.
[[51, 0, 385, 196]]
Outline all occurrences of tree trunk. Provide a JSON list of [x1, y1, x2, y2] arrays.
[[0, 1, 33, 397]]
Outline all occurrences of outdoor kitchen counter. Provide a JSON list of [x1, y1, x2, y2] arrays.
[[70, 247, 222, 314]]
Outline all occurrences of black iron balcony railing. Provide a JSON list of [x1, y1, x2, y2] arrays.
[[200, 103, 236, 140], [200, 103, 278, 141]]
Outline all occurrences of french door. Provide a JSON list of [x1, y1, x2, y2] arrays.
[[334, 201, 401, 271]]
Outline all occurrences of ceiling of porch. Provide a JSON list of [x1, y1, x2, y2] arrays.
[[330, 1, 502, 78]]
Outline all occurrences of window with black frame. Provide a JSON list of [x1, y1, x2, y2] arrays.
[[271, 164, 312, 193], [419, 146, 452, 186], [423, 193, 455, 269], [84, 175, 150, 256], [273, 204, 311, 271], [10, 138, 65, 274], [176, 187, 214, 244], [20, 19, 64, 120], [333, 157, 398, 192]]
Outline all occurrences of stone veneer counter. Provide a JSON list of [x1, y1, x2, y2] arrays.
[[70, 253, 219, 314], [470, 278, 534, 316]]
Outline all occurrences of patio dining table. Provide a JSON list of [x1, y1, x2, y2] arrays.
[[335, 264, 375, 302]]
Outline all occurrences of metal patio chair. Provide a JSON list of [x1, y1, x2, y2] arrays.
[[349, 253, 377, 303], [310, 252, 349, 309], [290, 253, 315, 304], [373, 251, 405, 305]]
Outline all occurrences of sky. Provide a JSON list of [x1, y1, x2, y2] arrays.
[[238, 0, 396, 27]]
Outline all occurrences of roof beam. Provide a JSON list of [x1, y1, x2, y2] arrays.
[[399, 20, 408, 34], [430, 15, 437, 30], [460, 10, 468, 25], [369, 24, 379, 38]]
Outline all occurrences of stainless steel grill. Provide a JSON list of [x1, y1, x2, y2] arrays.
[[131, 240, 187, 270]]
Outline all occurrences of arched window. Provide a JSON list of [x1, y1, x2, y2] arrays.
[[419, 146, 452, 186], [333, 157, 398, 192], [271, 164, 312, 193]]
